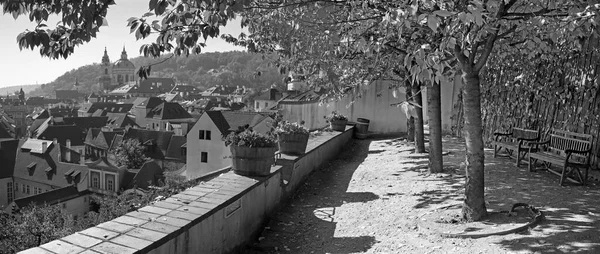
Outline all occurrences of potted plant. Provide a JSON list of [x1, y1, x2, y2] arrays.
[[224, 129, 278, 176], [274, 121, 310, 155], [325, 111, 348, 131]]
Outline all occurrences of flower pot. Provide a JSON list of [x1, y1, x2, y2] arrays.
[[230, 146, 277, 176], [278, 133, 309, 155], [330, 119, 348, 132], [354, 118, 370, 139]]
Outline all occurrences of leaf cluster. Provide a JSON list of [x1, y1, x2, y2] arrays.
[[274, 121, 309, 135], [324, 111, 348, 123], [223, 129, 277, 148]]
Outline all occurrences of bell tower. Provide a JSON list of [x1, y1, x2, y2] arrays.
[[98, 47, 113, 91]]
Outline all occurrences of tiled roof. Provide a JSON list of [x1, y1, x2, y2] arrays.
[[280, 89, 327, 102], [165, 135, 186, 162], [62, 117, 109, 130], [205, 111, 271, 135], [136, 97, 163, 109], [105, 113, 138, 129], [146, 102, 192, 120], [122, 129, 173, 160], [36, 125, 83, 146], [10, 186, 90, 211], [85, 128, 123, 149], [126, 160, 164, 189], [170, 85, 199, 93], [13, 139, 88, 188], [79, 102, 133, 114]]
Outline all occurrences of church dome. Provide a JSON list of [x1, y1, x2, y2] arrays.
[[113, 59, 135, 69], [113, 47, 135, 69]]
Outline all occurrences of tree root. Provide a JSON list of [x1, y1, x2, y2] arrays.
[[440, 203, 544, 239]]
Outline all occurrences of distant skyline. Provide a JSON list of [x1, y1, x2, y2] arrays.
[[0, 0, 245, 88]]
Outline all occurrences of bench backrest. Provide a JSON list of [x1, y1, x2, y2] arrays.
[[548, 129, 592, 162], [512, 127, 539, 140]]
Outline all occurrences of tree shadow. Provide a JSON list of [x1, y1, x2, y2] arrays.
[[245, 139, 379, 253], [439, 138, 600, 253]]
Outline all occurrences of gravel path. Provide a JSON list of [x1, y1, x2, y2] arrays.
[[246, 137, 600, 254]]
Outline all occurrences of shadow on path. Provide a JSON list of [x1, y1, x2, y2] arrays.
[[246, 139, 379, 253]]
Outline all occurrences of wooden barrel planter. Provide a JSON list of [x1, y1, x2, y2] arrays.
[[354, 118, 370, 139], [230, 146, 277, 176], [277, 133, 310, 155], [330, 119, 348, 132]]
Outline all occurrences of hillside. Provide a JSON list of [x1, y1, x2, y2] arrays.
[[0, 84, 40, 96], [28, 51, 287, 97]]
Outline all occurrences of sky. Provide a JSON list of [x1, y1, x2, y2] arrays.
[[0, 0, 245, 88]]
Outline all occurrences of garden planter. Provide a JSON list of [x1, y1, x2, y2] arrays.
[[354, 118, 370, 139], [330, 119, 348, 132], [278, 133, 310, 155], [230, 146, 277, 176]]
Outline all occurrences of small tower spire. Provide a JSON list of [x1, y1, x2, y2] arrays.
[[102, 46, 110, 64], [121, 46, 128, 60]]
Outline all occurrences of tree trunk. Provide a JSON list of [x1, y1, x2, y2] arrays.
[[428, 81, 443, 173], [406, 84, 415, 142], [461, 72, 487, 221], [412, 82, 426, 153]]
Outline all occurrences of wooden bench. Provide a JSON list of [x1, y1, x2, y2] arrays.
[[528, 129, 593, 185], [493, 127, 540, 167]]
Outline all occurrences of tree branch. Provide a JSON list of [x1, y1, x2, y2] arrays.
[[474, 26, 499, 72]]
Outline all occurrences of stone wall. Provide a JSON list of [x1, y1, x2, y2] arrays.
[[19, 127, 353, 254]]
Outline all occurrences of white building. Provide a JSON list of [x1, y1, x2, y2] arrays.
[[186, 111, 274, 179]]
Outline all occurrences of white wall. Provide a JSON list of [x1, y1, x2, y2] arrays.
[[279, 80, 409, 133], [186, 114, 274, 179]]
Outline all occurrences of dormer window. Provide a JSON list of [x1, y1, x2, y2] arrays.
[[27, 162, 36, 171]]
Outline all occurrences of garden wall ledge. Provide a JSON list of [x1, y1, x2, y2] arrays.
[[19, 126, 353, 254]]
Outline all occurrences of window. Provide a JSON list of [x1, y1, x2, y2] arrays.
[[91, 171, 100, 189], [104, 69, 108, 74], [256, 102, 259, 108], [26, 185, 30, 195], [265, 102, 268, 108], [7, 182, 13, 203], [181, 147, 187, 156], [205, 131, 211, 140], [15, 182, 18, 192], [33, 187, 37, 195], [22, 184, 25, 193], [199, 130, 205, 140], [106, 174, 115, 192], [201, 152, 208, 163], [62, 203, 67, 209]]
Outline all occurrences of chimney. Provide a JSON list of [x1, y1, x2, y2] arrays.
[[79, 149, 85, 165], [42, 142, 47, 153], [66, 139, 71, 162]]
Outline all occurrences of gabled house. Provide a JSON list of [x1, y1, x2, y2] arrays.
[[186, 111, 274, 179], [254, 88, 283, 112], [145, 102, 194, 131], [104, 112, 138, 130], [85, 128, 123, 161], [132, 97, 164, 128], [115, 128, 186, 171], [86, 157, 127, 196]]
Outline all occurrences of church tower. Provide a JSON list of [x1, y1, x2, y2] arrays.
[[98, 47, 113, 91]]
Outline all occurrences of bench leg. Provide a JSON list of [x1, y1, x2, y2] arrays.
[[560, 165, 568, 186], [494, 144, 498, 158], [516, 149, 521, 167], [528, 157, 535, 172]]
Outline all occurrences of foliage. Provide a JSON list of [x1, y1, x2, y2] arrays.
[[274, 121, 309, 135], [324, 111, 348, 123], [0, 172, 195, 253], [224, 129, 277, 148], [110, 138, 149, 169], [27, 51, 286, 97]]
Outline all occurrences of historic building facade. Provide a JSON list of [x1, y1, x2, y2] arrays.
[[98, 47, 136, 91]]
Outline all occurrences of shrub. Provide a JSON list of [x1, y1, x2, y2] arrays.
[[324, 111, 348, 123], [274, 121, 309, 135], [224, 130, 277, 148]]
